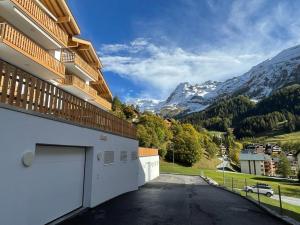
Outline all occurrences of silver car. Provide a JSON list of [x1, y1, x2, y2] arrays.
[[244, 183, 274, 197]]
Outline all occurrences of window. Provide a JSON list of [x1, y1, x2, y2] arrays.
[[120, 151, 127, 162], [104, 151, 114, 165]]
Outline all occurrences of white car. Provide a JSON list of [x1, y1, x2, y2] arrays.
[[244, 183, 274, 197]]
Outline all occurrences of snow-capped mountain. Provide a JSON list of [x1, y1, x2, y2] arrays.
[[135, 45, 300, 117], [134, 99, 163, 112]]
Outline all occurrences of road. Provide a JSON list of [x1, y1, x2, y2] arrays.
[[60, 174, 287, 225], [272, 195, 300, 207]]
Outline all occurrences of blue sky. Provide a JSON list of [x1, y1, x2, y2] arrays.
[[68, 0, 300, 102]]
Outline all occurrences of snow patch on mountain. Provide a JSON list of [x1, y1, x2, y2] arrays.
[[134, 45, 300, 117]]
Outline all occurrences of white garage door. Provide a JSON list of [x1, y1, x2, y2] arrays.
[[28, 145, 86, 225]]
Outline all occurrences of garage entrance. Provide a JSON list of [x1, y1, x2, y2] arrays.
[[28, 145, 86, 225]]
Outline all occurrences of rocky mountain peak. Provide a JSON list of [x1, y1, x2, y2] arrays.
[[134, 44, 300, 117]]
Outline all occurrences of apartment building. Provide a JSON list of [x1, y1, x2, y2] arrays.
[[0, 1, 158, 225]]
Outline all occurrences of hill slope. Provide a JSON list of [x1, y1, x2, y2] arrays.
[[180, 85, 300, 138]]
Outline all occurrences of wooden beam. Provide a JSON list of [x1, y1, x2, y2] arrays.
[[56, 16, 71, 24], [78, 45, 90, 51], [90, 62, 100, 68], [67, 39, 79, 48]]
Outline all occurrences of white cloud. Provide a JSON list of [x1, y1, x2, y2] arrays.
[[99, 1, 300, 100]]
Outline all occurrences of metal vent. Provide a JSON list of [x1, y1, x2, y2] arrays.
[[131, 151, 138, 160], [104, 151, 114, 164], [120, 151, 128, 162]]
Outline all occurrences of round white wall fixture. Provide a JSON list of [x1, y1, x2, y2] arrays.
[[22, 152, 35, 167], [97, 152, 102, 161]]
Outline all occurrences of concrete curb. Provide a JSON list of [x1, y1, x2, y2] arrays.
[[160, 172, 201, 177], [200, 176, 300, 225]]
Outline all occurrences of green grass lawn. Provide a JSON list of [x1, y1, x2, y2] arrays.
[[243, 130, 300, 144], [264, 131, 300, 143], [160, 160, 300, 221], [161, 160, 300, 197]]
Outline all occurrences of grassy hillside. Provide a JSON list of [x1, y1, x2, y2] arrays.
[[263, 131, 300, 143], [242, 131, 300, 144], [161, 157, 221, 172]]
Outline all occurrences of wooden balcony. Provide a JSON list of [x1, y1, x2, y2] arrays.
[[61, 52, 99, 82], [6, 0, 69, 47], [62, 75, 97, 99], [61, 75, 112, 111], [92, 94, 112, 111], [0, 22, 65, 80], [0, 60, 137, 139]]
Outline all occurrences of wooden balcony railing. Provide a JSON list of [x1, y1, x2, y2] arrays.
[[12, 0, 68, 47], [0, 60, 137, 139], [94, 94, 112, 110], [63, 75, 111, 110], [138, 147, 159, 157], [61, 52, 99, 81], [0, 23, 65, 77], [64, 75, 98, 99]]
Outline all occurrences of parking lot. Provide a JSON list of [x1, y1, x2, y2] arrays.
[[60, 174, 287, 225]]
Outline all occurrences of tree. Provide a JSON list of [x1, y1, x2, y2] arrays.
[[166, 124, 202, 166], [277, 153, 291, 178], [137, 113, 172, 158], [123, 105, 136, 120], [224, 129, 242, 164], [111, 96, 126, 119], [298, 170, 300, 183], [112, 96, 123, 111]]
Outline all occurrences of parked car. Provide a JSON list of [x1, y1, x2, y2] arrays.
[[244, 183, 274, 197]]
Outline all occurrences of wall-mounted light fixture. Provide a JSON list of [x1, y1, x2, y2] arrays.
[[22, 152, 35, 167]]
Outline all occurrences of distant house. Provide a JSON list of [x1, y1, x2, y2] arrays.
[[245, 144, 265, 154], [266, 144, 281, 155]]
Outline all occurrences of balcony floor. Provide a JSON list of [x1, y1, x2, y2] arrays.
[[65, 62, 97, 82], [0, 43, 63, 81], [60, 84, 95, 102]]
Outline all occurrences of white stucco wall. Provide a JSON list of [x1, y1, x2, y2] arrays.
[[240, 161, 250, 174], [240, 160, 264, 175], [138, 155, 160, 186], [0, 107, 139, 225]]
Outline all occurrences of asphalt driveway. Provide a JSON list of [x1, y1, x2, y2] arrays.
[[60, 174, 287, 225]]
